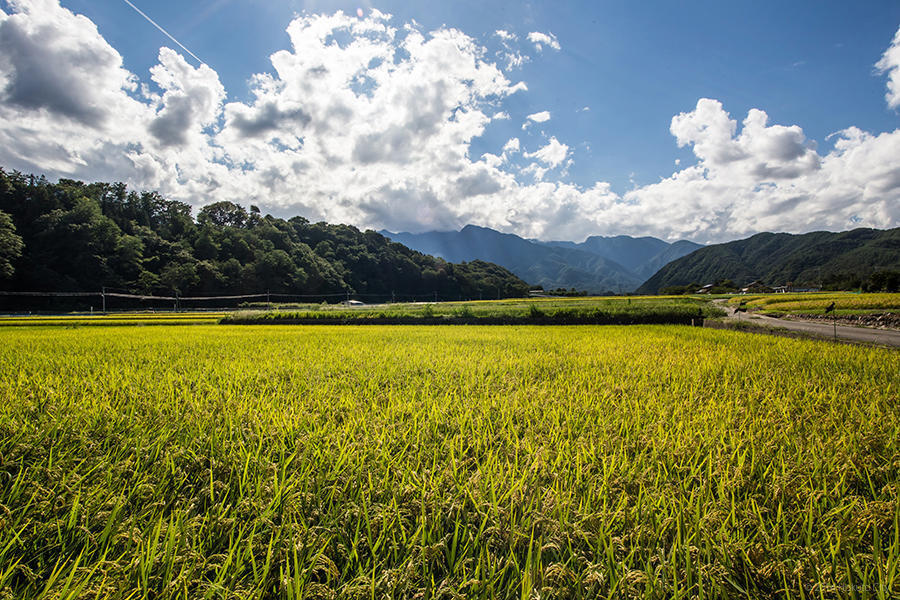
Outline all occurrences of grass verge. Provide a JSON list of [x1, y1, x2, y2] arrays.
[[221, 297, 723, 326]]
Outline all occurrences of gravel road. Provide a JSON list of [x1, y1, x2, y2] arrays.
[[715, 301, 900, 348]]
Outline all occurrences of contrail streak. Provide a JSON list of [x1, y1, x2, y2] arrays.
[[120, 0, 206, 66]]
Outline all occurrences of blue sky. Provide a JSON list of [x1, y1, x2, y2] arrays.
[[1, 0, 899, 242]]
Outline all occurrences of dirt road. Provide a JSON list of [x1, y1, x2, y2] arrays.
[[715, 301, 900, 348]]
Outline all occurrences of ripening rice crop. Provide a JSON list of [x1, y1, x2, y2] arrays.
[[0, 325, 897, 599], [729, 293, 900, 315], [0, 313, 226, 327], [0, 314, 224, 327]]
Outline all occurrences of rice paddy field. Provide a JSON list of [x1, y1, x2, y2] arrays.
[[1, 324, 898, 599], [223, 296, 719, 325], [727, 293, 900, 316], [0, 312, 225, 327]]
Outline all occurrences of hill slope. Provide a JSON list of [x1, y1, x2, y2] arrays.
[[637, 227, 900, 294], [383, 226, 701, 293], [0, 169, 529, 303]]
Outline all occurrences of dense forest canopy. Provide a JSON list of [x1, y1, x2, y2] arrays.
[[0, 169, 529, 304], [637, 228, 900, 294]]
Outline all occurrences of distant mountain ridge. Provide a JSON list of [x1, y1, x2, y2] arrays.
[[381, 225, 702, 293], [637, 227, 900, 294], [539, 235, 702, 280]]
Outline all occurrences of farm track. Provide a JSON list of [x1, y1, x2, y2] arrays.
[[715, 300, 900, 347]]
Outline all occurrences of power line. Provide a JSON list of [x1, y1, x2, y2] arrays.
[[0, 291, 455, 301]]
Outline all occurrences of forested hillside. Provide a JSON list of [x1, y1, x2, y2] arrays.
[[0, 169, 529, 302], [637, 228, 900, 294]]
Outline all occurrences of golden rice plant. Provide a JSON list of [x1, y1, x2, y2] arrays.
[[0, 325, 897, 598]]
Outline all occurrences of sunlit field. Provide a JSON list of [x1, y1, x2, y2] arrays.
[[728, 293, 900, 316], [1, 325, 897, 598], [223, 296, 721, 325], [0, 312, 226, 327]]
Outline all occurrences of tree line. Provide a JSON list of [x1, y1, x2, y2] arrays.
[[0, 169, 530, 306]]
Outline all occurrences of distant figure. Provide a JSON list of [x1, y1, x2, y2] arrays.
[[734, 300, 747, 313], [825, 301, 835, 314]]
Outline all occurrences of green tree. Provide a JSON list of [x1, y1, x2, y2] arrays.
[[32, 197, 121, 288], [0, 209, 24, 278], [198, 201, 248, 228]]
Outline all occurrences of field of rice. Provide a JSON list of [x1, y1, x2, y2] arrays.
[[728, 293, 900, 316], [1, 325, 897, 598], [0, 312, 225, 327], [224, 296, 719, 325]]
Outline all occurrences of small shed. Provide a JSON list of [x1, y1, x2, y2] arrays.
[[740, 281, 772, 294]]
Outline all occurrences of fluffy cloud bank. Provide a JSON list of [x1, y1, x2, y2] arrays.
[[876, 26, 900, 109], [0, 1, 898, 242]]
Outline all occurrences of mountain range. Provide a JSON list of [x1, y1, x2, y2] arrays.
[[381, 225, 703, 293], [637, 227, 900, 294]]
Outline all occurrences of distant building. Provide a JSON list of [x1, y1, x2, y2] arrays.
[[343, 299, 364, 306], [740, 281, 772, 294], [695, 284, 714, 294]]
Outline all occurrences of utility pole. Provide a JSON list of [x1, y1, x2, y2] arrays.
[[433, 291, 437, 303], [825, 301, 836, 341], [101, 286, 106, 313], [391, 290, 395, 304]]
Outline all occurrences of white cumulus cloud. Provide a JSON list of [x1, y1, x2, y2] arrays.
[[148, 48, 225, 148], [527, 31, 560, 52], [501, 137, 520, 156], [522, 110, 550, 129], [525, 137, 569, 168], [876, 25, 900, 109], [0, 1, 897, 244], [493, 28, 529, 70]]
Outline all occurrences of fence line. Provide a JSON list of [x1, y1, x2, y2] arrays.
[[0, 290, 458, 302], [0, 291, 98, 297]]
